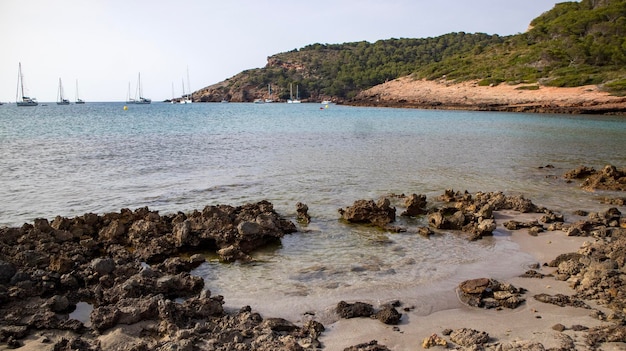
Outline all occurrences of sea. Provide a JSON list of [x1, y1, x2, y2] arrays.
[[1, 101, 625, 323]]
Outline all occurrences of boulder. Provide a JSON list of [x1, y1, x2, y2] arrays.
[[401, 193, 427, 216], [338, 198, 396, 228], [450, 328, 490, 346], [375, 305, 402, 325], [336, 301, 374, 319], [458, 278, 525, 309]]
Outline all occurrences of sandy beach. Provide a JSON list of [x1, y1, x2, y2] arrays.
[[351, 77, 626, 115]]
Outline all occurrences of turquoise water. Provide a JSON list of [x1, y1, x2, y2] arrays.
[[1, 102, 625, 321]]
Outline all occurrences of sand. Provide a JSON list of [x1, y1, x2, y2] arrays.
[[353, 77, 626, 114], [319, 212, 622, 350]]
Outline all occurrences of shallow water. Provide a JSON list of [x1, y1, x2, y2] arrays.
[[1, 102, 625, 321]]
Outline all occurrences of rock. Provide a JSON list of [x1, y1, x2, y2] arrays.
[[564, 165, 596, 179], [0, 201, 321, 350], [98, 220, 126, 243], [237, 221, 262, 236], [0, 325, 29, 340], [296, 202, 311, 224], [417, 226, 434, 237], [91, 257, 115, 276], [375, 305, 402, 325], [401, 193, 427, 216], [260, 318, 298, 332], [338, 198, 396, 228], [0, 260, 16, 284], [336, 301, 374, 319], [343, 340, 391, 351], [422, 333, 448, 348], [449, 328, 490, 346], [459, 278, 491, 294], [565, 164, 626, 191], [547, 252, 583, 267], [533, 293, 590, 308], [496, 340, 547, 351], [45, 294, 71, 313], [217, 245, 252, 262], [458, 278, 526, 309]]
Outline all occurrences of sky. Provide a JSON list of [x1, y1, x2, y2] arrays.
[[1, 0, 566, 103]]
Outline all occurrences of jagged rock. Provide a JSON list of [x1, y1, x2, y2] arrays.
[[458, 278, 525, 309], [496, 340, 547, 351], [336, 301, 374, 319], [533, 293, 590, 308], [401, 193, 427, 216], [0, 201, 323, 350], [91, 257, 115, 276], [422, 333, 448, 348], [587, 325, 626, 348], [0, 260, 16, 284], [375, 305, 402, 325], [564, 165, 597, 179], [449, 327, 490, 346], [260, 318, 298, 332], [417, 226, 434, 237], [296, 202, 311, 224], [338, 198, 396, 228], [45, 294, 71, 313], [343, 340, 392, 351], [565, 164, 626, 191]]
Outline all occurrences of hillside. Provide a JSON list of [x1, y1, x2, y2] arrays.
[[193, 0, 626, 110]]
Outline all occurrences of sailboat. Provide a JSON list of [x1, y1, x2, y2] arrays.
[[127, 73, 151, 104], [171, 82, 176, 104], [181, 67, 192, 104], [180, 78, 191, 104], [265, 84, 273, 103], [16, 62, 38, 106], [75, 79, 85, 104], [57, 78, 70, 105], [287, 83, 301, 104]]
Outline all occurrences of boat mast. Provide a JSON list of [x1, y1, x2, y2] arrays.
[[186, 66, 191, 101], [137, 73, 142, 100], [16, 62, 25, 102]]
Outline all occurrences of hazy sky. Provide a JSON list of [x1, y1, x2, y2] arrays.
[[1, 0, 565, 102]]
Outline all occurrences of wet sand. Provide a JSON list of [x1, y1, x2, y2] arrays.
[[320, 211, 620, 350]]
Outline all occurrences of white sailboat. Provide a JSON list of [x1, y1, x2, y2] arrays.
[[75, 79, 85, 104], [265, 84, 273, 103], [57, 78, 70, 105], [180, 78, 191, 104], [16, 62, 38, 106], [287, 83, 301, 104], [127, 73, 151, 104], [181, 66, 192, 104], [171, 82, 176, 104]]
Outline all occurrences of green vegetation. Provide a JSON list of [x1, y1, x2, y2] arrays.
[[217, 0, 626, 99]]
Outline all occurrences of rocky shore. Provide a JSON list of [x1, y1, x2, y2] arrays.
[[349, 77, 626, 115], [0, 166, 625, 350]]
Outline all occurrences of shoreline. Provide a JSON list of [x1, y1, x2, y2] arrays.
[[320, 213, 609, 350], [1, 177, 625, 350], [348, 77, 626, 115]]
